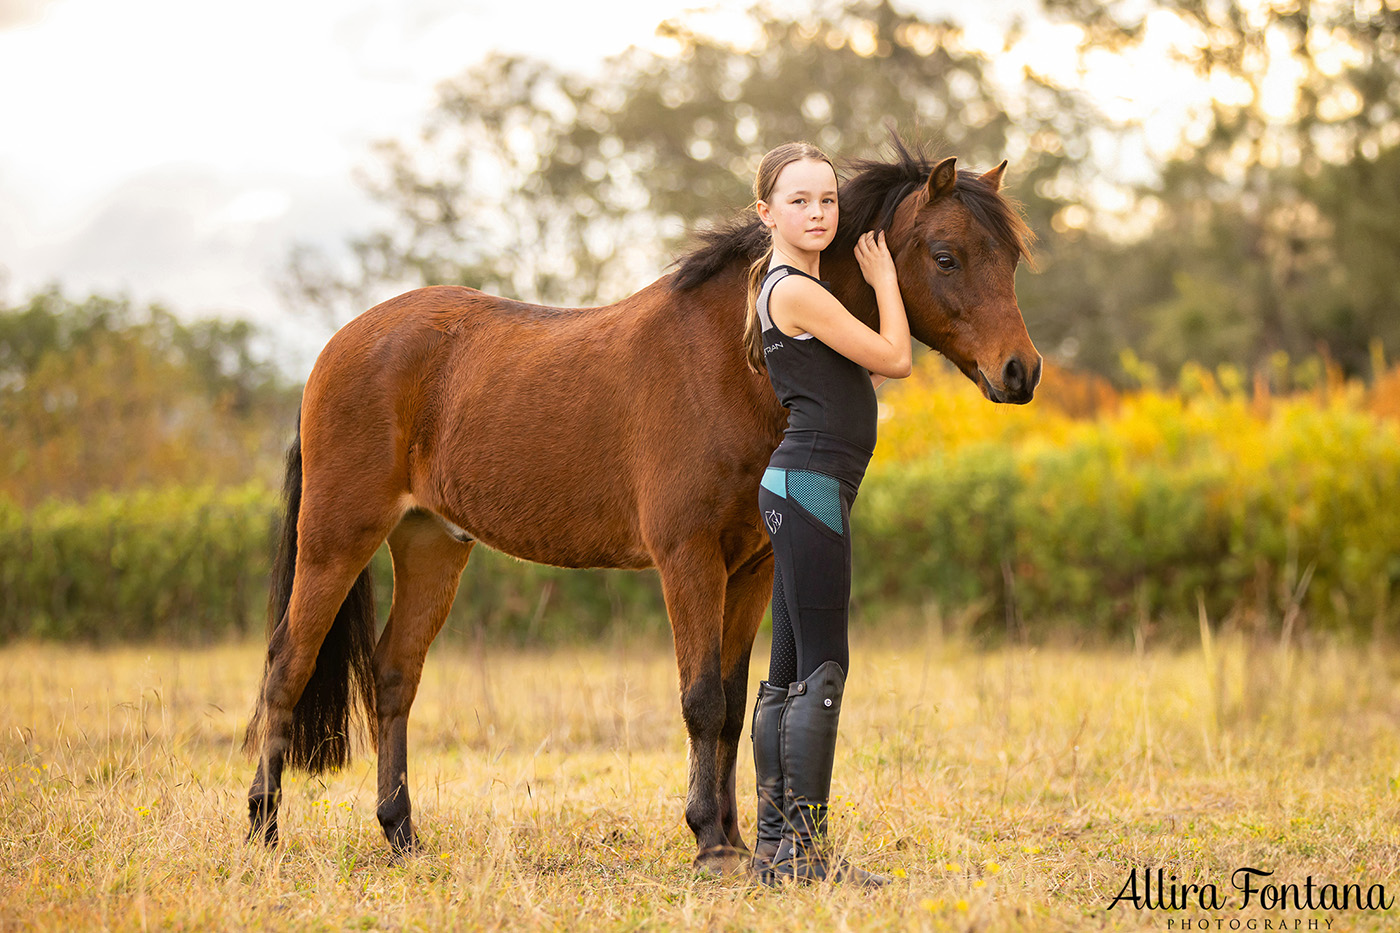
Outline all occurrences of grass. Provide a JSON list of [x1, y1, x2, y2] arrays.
[[3, 623, 1400, 931]]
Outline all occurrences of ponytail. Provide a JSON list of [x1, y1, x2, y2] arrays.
[[743, 243, 774, 373]]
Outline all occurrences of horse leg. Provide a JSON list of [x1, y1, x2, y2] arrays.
[[374, 511, 473, 855], [248, 507, 395, 844], [656, 543, 734, 871], [247, 752, 282, 846], [716, 552, 775, 852]]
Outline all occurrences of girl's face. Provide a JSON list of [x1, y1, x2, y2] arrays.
[[758, 158, 838, 257]]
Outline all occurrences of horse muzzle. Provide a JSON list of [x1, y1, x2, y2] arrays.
[[977, 354, 1041, 405]]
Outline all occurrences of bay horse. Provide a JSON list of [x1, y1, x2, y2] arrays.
[[243, 138, 1041, 869]]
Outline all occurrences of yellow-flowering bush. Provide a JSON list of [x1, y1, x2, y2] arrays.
[[858, 359, 1400, 638]]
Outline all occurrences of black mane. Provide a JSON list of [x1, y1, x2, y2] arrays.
[[672, 135, 1032, 290], [670, 214, 769, 290]]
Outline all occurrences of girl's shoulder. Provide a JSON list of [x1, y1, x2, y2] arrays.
[[767, 266, 833, 307], [767, 264, 825, 285]]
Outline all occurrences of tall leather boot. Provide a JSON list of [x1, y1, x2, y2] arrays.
[[766, 660, 886, 886], [751, 680, 787, 874]]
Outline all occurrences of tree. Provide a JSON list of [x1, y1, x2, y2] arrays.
[[0, 289, 297, 504], [295, 0, 1400, 381], [1040, 0, 1400, 375], [289, 0, 1094, 331]]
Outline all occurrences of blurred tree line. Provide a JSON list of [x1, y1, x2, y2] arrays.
[[4, 0, 1399, 642], [0, 288, 298, 505], [6, 0, 1398, 507], [291, 0, 1400, 381], [1043, 0, 1400, 376]]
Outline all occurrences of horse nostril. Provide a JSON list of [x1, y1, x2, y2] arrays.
[[1003, 357, 1026, 393]]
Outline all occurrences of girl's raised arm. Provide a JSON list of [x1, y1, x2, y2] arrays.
[[768, 231, 912, 379]]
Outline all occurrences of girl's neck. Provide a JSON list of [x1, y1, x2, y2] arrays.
[[770, 244, 820, 279]]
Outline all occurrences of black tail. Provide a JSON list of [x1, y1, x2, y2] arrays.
[[244, 416, 378, 774]]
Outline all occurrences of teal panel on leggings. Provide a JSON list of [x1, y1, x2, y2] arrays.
[[761, 467, 787, 497], [787, 470, 842, 534]]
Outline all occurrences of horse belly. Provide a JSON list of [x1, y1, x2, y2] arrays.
[[420, 407, 650, 570]]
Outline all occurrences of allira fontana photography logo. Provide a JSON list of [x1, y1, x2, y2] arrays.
[[1107, 865, 1392, 929]]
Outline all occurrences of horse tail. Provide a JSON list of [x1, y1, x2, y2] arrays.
[[244, 412, 379, 774]]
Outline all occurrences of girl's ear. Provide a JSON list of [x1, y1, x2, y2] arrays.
[[756, 199, 775, 228]]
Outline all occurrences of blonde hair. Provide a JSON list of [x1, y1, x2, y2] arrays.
[[743, 142, 835, 373]]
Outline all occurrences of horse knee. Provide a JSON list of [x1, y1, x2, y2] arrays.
[[374, 665, 415, 720], [260, 632, 321, 716], [680, 675, 726, 738], [719, 677, 750, 745]]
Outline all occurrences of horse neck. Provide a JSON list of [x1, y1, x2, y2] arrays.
[[681, 270, 789, 441], [821, 250, 879, 329]]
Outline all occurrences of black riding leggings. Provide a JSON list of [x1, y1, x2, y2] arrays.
[[758, 467, 856, 686]]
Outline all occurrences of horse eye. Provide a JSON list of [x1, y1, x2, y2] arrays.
[[934, 252, 959, 272]]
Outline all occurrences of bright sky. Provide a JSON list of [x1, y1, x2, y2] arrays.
[[2, 0, 781, 366], [0, 0, 1227, 371]]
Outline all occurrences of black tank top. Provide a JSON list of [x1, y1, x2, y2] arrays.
[[758, 265, 878, 490]]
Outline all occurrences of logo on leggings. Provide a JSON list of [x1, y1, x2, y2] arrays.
[[764, 509, 783, 534]]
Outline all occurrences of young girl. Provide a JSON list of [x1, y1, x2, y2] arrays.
[[746, 142, 912, 886]]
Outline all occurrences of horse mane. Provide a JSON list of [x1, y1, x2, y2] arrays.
[[670, 214, 770, 290], [672, 134, 1033, 290]]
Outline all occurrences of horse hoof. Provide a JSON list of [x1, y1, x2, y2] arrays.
[[381, 818, 417, 857], [693, 845, 747, 876], [386, 825, 419, 863], [388, 841, 420, 866], [247, 797, 279, 847]]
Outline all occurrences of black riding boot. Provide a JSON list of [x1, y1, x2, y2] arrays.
[[751, 680, 787, 874], [765, 660, 886, 887]]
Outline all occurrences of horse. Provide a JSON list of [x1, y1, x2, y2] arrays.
[[243, 137, 1041, 870]]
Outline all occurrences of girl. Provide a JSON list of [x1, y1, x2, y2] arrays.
[[746, 141, 912, 886]]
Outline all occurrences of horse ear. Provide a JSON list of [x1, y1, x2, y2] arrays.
[[980, 160, 1008, 191], [925, 157, 957, 202]]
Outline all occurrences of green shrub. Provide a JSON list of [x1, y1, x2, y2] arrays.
[[4, 386, 1398, 644]]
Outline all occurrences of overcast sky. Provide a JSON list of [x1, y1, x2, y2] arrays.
[[1, 0, 1190, 373]]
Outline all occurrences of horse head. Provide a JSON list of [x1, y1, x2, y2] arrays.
[[832, 145, 1041, 404]]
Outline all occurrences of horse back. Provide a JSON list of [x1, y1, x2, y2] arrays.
[[299, 279, 783, 571]]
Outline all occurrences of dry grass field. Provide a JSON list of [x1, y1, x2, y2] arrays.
[[3, 622, 1400, 931]]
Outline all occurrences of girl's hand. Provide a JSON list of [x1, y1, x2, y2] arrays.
[[854, 230, 898, 290]]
